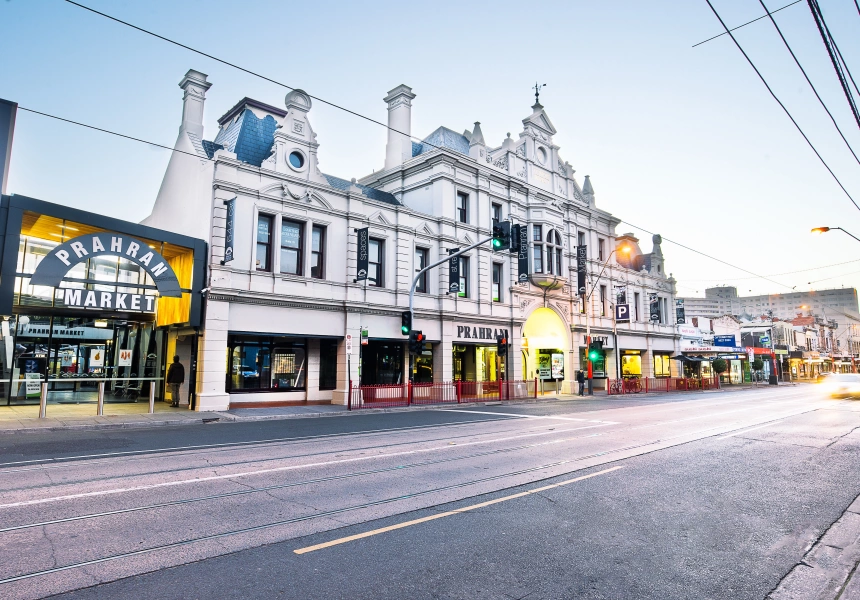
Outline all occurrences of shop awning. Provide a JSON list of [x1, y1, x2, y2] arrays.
[[671, 355, 711, 363]]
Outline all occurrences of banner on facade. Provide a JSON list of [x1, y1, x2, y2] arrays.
[[448, 248, 460, 294], [649, 293, 661, 322], [675, 298, 685, 324], [355, 227, 369, 281], [222, 197, 236, 264], [517, 225, 529, 283], [576, 245, 587, 295]]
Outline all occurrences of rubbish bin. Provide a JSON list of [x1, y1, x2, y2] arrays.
[[768, 375, 778, 385]]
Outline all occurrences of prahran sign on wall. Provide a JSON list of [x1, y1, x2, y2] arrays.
[[29, 233, 183, 308]]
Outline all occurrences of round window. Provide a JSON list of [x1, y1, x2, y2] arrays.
[[537, 147, 547, 165], [288, 151, 305, 169]]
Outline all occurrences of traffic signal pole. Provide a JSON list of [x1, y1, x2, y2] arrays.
[[407, 234, 496, 383]]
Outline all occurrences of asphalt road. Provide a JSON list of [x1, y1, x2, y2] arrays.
[[0, 386, 857, 599]]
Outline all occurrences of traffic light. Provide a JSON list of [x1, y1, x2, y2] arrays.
[[496, 334, 508, 357], [509, 224, 521, 253], [401, 311, 411, 335], [491, 221, 511, 251], [588, 340, 603, 361], [408, 330, 425, 354]]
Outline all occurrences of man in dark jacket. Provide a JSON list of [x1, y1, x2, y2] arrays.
[[576, 370, 585, 396], [166, 355, 185, 407]]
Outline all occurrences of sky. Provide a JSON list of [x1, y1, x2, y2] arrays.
[[2, 0, 860, 304]]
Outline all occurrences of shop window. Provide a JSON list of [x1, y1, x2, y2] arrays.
[[621, 352, 642, 377], [280, 219, 303, 276], [492, 203, 502, 228], [457, 192, 469, 223], [492, 263, 502, 302], [319, 339, 338, 390], [459, 256, 470, 298], [311, 225, 325, 279], [654, 354, 671, 377], [368, 239, 384, 287], [415, 247, 428, 293], [226, 335, 306, 392], [256, 214, 273, 272]]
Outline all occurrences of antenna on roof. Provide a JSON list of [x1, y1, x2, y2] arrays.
[[533, 82, 547, 106]]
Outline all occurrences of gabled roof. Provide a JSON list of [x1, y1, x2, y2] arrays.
[[412, 126, 470, 157], [522, 103, 558, 136]]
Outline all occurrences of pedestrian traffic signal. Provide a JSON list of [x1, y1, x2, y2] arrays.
[[401, 311, 411, 335], [491, 221, 511, 251], [408, 330, 425, 354], [496, 334, 508, 357]]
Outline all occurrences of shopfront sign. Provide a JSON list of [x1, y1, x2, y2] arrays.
[[678, 325, 701, 338], [713, 335, 736, 347], [30, 233, 182, 297], [222, 197, 236, 264], [456, 325, 509, 341], [683, 346, 745, 353], [355, 227, 369, 281], [56, 289, 157, 313]]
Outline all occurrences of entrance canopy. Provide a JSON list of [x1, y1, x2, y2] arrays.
[[522, 307, 567, 351]]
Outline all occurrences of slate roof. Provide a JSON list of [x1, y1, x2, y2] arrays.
[[412, 126, 470, 157], [211, 109, 278, 167], [323, 174, 399, 205]]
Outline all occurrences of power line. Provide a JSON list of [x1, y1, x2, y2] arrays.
[[692, 0, 802, 47], [668, 258, 860, 283], [759, 0, 860, 167], [61, 0, 447, 155], [703, 0, 860, 213], [807, 0, 860, 131]]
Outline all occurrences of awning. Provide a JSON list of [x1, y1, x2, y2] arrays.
[[671, 355, 711, 363]]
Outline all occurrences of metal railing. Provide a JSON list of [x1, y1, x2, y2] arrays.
[[347, 379, 539, 410], [606, 376, 721, 395], [19, 377, 164, 418]]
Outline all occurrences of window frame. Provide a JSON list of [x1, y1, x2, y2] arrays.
[[256, 214, 274, 272], [415, 247, 428, 294], [600, 285, 607, 317], [492, 263, 502, 302], [226, 335, 307, 393], [310, 225, 325, 279], [368, 238, 384, 287], [279, 218, 304, 276], [457, 192, 469, 224], [458, 256, 470, 298], [491, 203, 502, 228], [598, 238, 605, 261]]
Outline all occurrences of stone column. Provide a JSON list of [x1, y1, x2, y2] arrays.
[[195, 299, 230, 411]]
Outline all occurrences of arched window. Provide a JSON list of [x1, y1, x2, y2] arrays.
[[545, 229, 563, 275]]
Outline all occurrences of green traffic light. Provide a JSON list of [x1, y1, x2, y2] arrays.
[[492, 239, 501, 248], [401, 326, 409, 334], [589, 351, 598, 360]]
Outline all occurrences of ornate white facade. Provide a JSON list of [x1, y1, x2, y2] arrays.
[[145, 70, 680, 410]]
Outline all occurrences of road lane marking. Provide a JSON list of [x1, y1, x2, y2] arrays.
[[441, 409, 618, 424], [717, 421, 784, 439], [293, 466, 625, 554]]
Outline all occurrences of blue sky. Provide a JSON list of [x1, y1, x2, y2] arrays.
[[3, 0, 860, 303]]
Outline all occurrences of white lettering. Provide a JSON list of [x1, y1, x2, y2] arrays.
[[83, 291, 97, 307], [115, 294, 127, 309], [131, 294, 140, 310], [138, 251, 153, 266], [126, 242, 139, 258], [145, 296, 155, 311], [55, 250, 71, 267], [92, 237, 105, 253], [111, 237, 122, 252], [70, 242, 88, 258], [64, 289, 81, 305], [150, 262, 168, 277], [100, 292, 112, 308]]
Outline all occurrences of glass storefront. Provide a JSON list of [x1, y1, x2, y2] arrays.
[[621, 351, 642, 378], [226, 335, 307, 392], [361, 341, 403, 385], [654, 353, 671, 378], [453, 344, 501, 382]]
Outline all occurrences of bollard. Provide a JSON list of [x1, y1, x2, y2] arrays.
[[149, 383, 155, 414], [39, 382, 47, 419], [97, 381, 105, 416]]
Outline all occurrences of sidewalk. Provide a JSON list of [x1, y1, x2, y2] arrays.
[[0, 383, 786, 434]]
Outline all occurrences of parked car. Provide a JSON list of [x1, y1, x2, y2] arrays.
[[820, 373, 860, 398]]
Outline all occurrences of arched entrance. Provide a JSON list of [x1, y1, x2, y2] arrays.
[[521, 307, 569, 390]]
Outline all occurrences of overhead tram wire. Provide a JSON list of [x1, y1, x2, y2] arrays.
[[703, 0, 860, 213], [807, 0, 860, 131], [61, 0, 449, 155], [759, 0, 860, 166], [823, 13, 860, 103], [692, 0, 802, 47]]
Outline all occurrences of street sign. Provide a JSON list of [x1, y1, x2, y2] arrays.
[[760, 336, 770, 345], [360, 328, 368, 346], [615, 303, 630, 322], [345, 334, 353, 355]]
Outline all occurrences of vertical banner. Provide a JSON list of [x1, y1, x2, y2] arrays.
[[355, 227, 369, 281], [222, 197, 236, 264], [576, 245, 587, 295], [649, 293, 660, 322], [448, 248, 460, 294], [517, 225, 529, 283], [675, 298, 686, 324]]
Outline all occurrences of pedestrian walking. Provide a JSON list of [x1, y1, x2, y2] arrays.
[[166, 355, 185, 407], [576, 370, 585, 396]]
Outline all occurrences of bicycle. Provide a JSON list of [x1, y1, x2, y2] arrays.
[[609, 379, 624, 394]]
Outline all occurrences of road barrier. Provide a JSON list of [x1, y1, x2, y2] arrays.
[[348, 379, 538, 410], [606, 376, 720, 395]]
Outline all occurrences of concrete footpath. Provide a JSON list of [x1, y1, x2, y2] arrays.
[[0, 383, 774, 434]]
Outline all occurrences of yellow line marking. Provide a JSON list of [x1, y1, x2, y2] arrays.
[[293, 465, 624, 555]]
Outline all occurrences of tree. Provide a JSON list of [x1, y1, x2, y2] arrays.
[[711, 358, 728, 375], [751, 358, 764, 372]]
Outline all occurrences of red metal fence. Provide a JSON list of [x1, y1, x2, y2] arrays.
[[606, 376, 720, 396], [348, 379, 538, 410]]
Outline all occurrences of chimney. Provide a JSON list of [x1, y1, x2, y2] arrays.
[[383, 85, 416, 170], [178, 69, 212, 138]]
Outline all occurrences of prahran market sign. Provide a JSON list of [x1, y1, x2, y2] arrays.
[[30, 233, 182, 313]]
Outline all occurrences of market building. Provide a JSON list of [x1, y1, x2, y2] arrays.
[[143, 69, 681, 410], [0, 194, 206, 407]]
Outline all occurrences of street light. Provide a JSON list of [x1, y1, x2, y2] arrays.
[[811, 227, 860, 243], [583, 244, 631, 395]]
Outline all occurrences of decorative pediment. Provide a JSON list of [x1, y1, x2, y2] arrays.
[[522, 106, 558, 137], [462, 233, 474, 245], [307, 191, 332, 209], [418, 222, 435, 236], [368, 211, 392, 225]]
